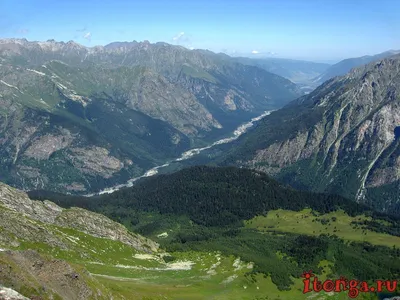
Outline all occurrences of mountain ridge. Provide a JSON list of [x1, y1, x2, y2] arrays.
[[0, 38, 302, 193], [232, 56, 330, 89], [313, 50, 400, 85], [213, 54, 400, 212]]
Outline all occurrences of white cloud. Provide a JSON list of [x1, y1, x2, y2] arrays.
[[173, 32, 185, 42], [251, 50, 259, 54], [83, 32, 91, 41], [171, 32, 194, 50]]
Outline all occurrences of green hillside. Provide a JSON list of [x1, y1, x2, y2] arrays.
[[29, 166, 400, 299]]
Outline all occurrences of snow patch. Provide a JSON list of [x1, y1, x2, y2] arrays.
[[27, 69, 46, 76], [0, 80, 23, 93], [56, 82, 68, 90]]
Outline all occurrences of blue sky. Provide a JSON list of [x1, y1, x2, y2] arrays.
[[0, 0, 399, 62]]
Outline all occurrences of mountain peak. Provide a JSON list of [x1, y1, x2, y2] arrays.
[[0, 38, 28, 45]]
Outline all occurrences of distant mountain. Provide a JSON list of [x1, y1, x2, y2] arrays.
[[313, 50, 400, 85], [232, 56, 330, 91], [218, 54, 400, 213], [0, 38, 302, 193]]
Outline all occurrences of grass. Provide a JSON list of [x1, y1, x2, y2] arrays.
[[2, 202, 397, 299], [94, 268, 366, 300], [181, 64, 218, 84], [1, 212, 391, 299], [245, 209, 400, 248]]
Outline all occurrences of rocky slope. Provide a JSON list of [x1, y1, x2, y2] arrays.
[[0, 250, 114, 300], [0, 38, 302, 193], [0, 181, 159, 252], [222, 54, 400, 212], [0, 181, 160, 299]]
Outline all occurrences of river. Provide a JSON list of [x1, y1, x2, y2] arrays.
[[91, 110, 272, 196]]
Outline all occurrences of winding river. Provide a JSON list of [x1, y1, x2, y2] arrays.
[[92, 110, 272, 196]]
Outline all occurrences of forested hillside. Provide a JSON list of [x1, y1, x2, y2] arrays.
[[29, 166, 400, 294]]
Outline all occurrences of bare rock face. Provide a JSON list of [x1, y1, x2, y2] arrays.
[[227, 54, 400, 211], [24, 130, 74, 160], [55, 208, 159, 253], [68, 147, 123, 178]]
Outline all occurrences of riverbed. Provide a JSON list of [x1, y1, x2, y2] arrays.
[[92, 110, 271, 195]]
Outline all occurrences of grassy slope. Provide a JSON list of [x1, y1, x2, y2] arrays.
[[3, 205, 388, 299], [0, 203, 337, 300], [27, 166, 400, 299], [245, 209, 400, 248], [95, 210, 396, 300]]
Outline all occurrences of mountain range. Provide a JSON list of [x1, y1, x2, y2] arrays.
[[1, 36, 400, 299], [312, 50, 400, 85], [0, 38, 302, 193], [230, 51, 399, 93], [231, 56, 330, 91], [214, 53, 400, 213]]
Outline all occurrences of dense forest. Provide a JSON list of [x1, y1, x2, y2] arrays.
[[29, 166, 393, 226], [29, 166, 400, 291]]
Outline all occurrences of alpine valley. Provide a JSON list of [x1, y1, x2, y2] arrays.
[[1, 35, 400, 300], [0, 38, 301, 194], [206, 53, 400, 214]]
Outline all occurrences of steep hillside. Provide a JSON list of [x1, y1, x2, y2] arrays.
[[0, 181, 162, 299], [219, 54, 400, 212], [0, 38, 302, 125], [0, 38, 302, 194], [4, 174, 389, 299]]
